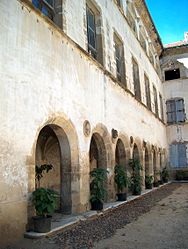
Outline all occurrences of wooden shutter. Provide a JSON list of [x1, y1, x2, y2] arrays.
[[178, 143, 187, 167], [176, 99, 185, 122], [169, 144, 178, 168]]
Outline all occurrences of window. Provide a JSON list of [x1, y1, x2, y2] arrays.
[[86, 3, 103, 65], [165, 69, 180, 81], [32, 0, 63, 28], [159, 94, 164, 121], [32, 0, 54, 20], [140, 32, 147, 53], [169, 143, 187, 168], [144, 74, 151, 110], [153, 86, 158, 116], [166, 98, 186, 124], [114, 34, 125, 84], [132, 58, 141, 101], [86, 6, 97, 59], [127, 9, 137, 36]]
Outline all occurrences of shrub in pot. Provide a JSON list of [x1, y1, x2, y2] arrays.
[[32, 187, 58, 233], [153, 171, 160, 187], [161, 167, 169, 183], [31, 164, 57, 233], [114, 164, 128, 201], [145, 175, 153, 189], [129, 158, 142, 195], [90, 168, 108, 210]]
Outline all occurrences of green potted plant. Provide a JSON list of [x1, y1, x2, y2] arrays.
[[32, 187, 58, 233], [31, 164, 58, 233], [161, 167, 169, 183], [114, 164, 128, 201], [145, 175, 153, 189], [129, 158, 142, 195], [90, 168, 108, 210], [153, 170, 160, 187]]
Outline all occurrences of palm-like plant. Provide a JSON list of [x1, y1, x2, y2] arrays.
[[114, 164, 128, 193], [90, 168, 108, 204], [129, 158, 142, 195]]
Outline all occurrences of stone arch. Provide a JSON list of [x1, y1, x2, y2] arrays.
[[36, 124, 73, 214], [115, 139, 127, 167], [145, 146, 150, 176], [132, 137, 142, 161], [28, 114, 80, 216], [89, 133, 107, 171], [153, 147, 158, 183], [90, 123, 113, 201], [133, 143, 140, 160], [118, 133, 131, 165]]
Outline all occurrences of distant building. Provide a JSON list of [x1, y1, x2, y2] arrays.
[[161, 32, 188, 172]]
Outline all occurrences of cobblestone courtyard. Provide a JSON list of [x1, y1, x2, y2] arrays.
[[6, 183, 188, 249]]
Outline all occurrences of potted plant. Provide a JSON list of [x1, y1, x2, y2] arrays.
[[114, 164, 128, 201], [35, 164, 53, 188], [32, 187, 58, 233], [90, 168, 108, 210], [129, 158, 142, 195], [161, 167, 169, 183], [31, 164, 58, 233], [153, 170, 160, 187], [145, 175, 153, 189]]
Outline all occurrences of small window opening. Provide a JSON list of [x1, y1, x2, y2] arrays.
[[165, 69, 180, 81]]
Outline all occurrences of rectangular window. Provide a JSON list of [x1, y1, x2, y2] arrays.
[[144, 74, 151, 110], [32, 0, 54, 20], [159, 94, 164, 121], [140, 32, 147, 53], [165, 69, 180, 81], [114, 34, 125, 84], [86, 3, 103, 65], [153, 86, 158, 116], [86, 6, 97, 59], [132, 58, 141, 101], [166, 98, 186, 124], [169, 143, 187, 168]]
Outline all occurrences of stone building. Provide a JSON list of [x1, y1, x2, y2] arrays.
[[0, 0, 177, 246], [161, 33, 188, 173]]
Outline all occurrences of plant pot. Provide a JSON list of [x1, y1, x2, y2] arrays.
[[132, 189, 141, 195], [163, 179, 168, 183], [116, 193, 127, 201], [145, 183, 152, 189], [153, 182, 160, 187], [159, 180, 164, 185], [33, 215, 52, 233], [91, 200, 103, 210]]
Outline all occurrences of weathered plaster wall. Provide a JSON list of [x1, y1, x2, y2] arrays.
[[0, 0, 167, 246], [162, 48, 188, 167]]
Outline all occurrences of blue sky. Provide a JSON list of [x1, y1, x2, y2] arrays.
[[145, 0, 188, 45]]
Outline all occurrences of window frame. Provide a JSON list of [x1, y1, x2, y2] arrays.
[[166, 98, 186, 124], [144, 74, 151, 110], [86, 5, 97, 59], [132, 58, 141, 101], [153, 85, 159, 116], [32, 0, 55, 20], [169, 143, 188, 168], [114, 33, 125, 84]]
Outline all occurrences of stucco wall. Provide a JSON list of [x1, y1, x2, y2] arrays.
[[0, 0, 167, 246]]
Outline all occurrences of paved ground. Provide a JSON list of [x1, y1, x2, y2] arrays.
[[95, 183, 188, 249], [6, 183, 188, 249]]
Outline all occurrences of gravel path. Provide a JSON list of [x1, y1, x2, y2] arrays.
[[8, 183, 182, 249], [95, 183, 188, 249]]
